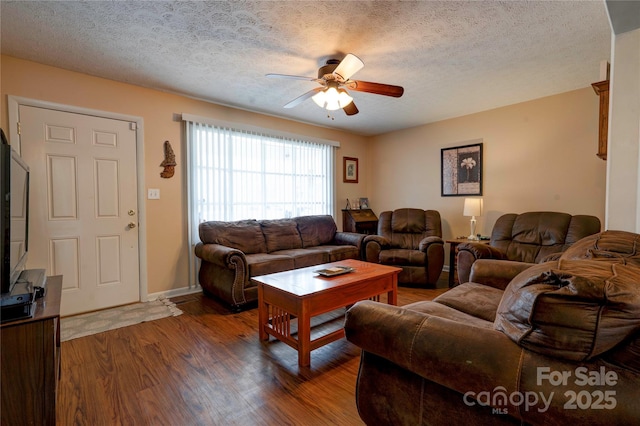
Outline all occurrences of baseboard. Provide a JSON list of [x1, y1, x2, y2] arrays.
[[147, 285, 202, 301]]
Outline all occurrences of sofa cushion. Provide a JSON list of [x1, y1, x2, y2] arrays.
[[199, 219, 266, 254], [296, 215, 337, 248], [260, 219, 302, 253], [246, 253, 295, 277], [506, 212, 571, 262], [511, 212, 571, 245], [435, 282, 503, 323], [270, 248, 327, 268], [379, 248, 426, 266], [495, 259, 640, 361], [490, 212, 601, 264], [403, 300, 495, 330], [391, 208, 427, 233], [303, 245, 361, 262]]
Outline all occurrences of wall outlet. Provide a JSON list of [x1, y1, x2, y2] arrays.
[[148, 188, 160, 199]]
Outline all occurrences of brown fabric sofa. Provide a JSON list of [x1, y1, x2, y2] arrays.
[[194, 215, 365, 310], [456, 211, 601, 285], [362, 208, 444, 286], [345, 230, 640, 425]]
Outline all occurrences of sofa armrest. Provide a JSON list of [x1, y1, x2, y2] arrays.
[[345, 300, 523, 399], [419, 236, 445, 283], [418, 235, 444, 252], [456, 242, 508, 284], [469, 259, 535, 290], [334, 231, 366, 250], [194, 242, 246, 268], [362, 235, 390, 262]]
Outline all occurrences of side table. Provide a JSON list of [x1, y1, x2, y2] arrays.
[[446, 239, 489, 288]]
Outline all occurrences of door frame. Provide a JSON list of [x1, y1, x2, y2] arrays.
[[7, 95, 149, 302]]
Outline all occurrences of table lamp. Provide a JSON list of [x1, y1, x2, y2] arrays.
[[463, 198, 482, 240]]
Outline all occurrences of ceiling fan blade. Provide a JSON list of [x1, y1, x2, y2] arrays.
[[266, 73, 319, 82], [346, 80, 404, 98], [333, 54, 364, 81], [283, 87, 323, 108], [343, 101, 359, 116]]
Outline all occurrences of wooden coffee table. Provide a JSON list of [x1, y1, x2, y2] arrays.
[[253, 259, 401, 367]]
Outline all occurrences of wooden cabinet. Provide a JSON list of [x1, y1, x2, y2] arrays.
[[592, 80, 609, 160], [1, 276, 62, 426], [342, 209, 378, 234]]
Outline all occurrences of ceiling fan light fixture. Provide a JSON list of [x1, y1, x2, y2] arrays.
[[312, 87, 353, 111]]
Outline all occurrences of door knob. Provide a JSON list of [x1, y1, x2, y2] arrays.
[[128, 222, 136, 229]]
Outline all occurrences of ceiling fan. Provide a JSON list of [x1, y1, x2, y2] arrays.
[[266, 54, 404, 116]]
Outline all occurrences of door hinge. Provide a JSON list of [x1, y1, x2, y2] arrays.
[[129, 122, 137, 131], [17, 122, 21, 135]]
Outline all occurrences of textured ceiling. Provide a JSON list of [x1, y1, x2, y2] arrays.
[[0, 1, 611, 136]]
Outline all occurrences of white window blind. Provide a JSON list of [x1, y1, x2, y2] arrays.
[[184, 117, 337, 248]]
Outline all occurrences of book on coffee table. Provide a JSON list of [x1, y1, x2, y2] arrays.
[[313, 266, 354, 277]]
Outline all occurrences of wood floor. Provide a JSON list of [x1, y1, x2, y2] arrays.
[[56, 273, 450, 425]]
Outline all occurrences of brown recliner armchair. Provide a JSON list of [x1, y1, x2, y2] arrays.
[[362, 208, 444, 286], [345, 230, 640, 425], [456, 211, 601, 285]]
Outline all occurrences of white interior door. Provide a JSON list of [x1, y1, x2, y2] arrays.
[[18, 105, 140, 316]]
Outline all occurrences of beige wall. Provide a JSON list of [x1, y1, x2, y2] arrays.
[[0, 55, 369, 295], [368, 88, 607, 264]]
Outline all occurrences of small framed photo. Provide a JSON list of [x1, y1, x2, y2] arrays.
[[441, 141, 483, 196], [359, 198, 370, 209], [343, 157, 359, 183]]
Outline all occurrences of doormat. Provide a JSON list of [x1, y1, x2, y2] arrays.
[[60, 297, 183, 342]]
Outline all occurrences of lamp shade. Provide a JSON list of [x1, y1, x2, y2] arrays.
[[463, 198, 482, 217]]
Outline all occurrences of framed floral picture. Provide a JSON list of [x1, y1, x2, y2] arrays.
[[343, 157, 359, 183], [441, 141, 483, 196]]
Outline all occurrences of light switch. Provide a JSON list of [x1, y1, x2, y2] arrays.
[[148, 188, 160, 199]]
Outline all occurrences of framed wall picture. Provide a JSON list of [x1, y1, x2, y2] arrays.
[[343, 156, 359, 183], [441, 141, 483, 196]]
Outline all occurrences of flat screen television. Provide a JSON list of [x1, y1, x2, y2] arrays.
[[1, 129, 30, 295]]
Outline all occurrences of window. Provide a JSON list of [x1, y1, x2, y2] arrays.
[[188, 123, 336, 222], [183, 115, 338, 253]]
